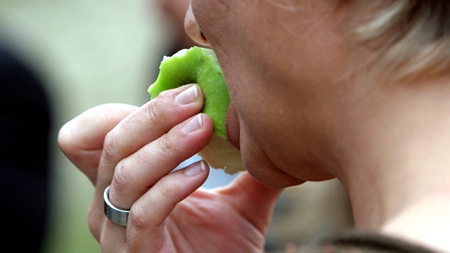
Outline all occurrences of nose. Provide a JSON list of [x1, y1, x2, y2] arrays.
[[184, 4, 210, 47]]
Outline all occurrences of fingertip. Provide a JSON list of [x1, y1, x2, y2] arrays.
[[181, 113, 213, 137], [178, 160, 210, 190], [184, 160, 209, 177], [199, 113, 214, 131], [57, 121, 72, 150]]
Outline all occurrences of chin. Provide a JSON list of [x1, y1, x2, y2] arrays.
[[246, 167, 305, 189], [244, 160, 336, 189]]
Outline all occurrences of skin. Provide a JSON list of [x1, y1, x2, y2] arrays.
[[59, 86, 281, 252], [58, 0, 450, 252]]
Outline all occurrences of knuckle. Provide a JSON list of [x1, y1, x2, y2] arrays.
[[157, 135, 176, 155], [157, 88, 176, 100], [128, 180, 174, 228], [111, 161, 132, 193], [129, 204, 151, 230], [155, 178, 175, 204], [102, 131, 119, 162], [145, 95, 171, 122]]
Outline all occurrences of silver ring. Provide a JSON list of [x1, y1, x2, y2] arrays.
[[104, 185, 129, 226]]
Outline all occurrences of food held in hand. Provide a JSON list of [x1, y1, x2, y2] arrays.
[[149, 46, 245, 174]]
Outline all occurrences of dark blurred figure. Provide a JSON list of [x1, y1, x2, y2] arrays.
[[0, 39, 52, 252], [157, 0, 196, 53]]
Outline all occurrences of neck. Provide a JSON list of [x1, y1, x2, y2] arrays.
[[336, 77, 450, 252]]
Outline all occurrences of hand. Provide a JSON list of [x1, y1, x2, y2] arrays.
[[58, 85, 282, 252]]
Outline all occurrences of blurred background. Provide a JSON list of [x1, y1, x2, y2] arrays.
[[0, 1, 353, 252], [0, 0, 171, 252]]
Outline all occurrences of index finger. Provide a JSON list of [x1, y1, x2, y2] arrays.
[[98, 84, 204, 180], [58, 103, 138, 185]]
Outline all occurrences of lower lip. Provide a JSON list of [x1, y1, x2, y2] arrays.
[[226, 100, 241, 150]]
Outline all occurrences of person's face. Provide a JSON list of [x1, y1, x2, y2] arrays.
[[185, 0, 365, 188]]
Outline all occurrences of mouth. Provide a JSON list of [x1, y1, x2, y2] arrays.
[[226, 99, 241, 150]]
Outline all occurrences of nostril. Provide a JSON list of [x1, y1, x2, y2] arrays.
[[197, 31, 209, 46], [184, 4, 210, 47], [200, 31, 207, 42]]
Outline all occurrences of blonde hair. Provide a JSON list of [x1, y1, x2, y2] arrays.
[[354, 0, 450, 81]]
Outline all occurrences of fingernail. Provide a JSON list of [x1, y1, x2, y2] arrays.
[[176, 85, 198, 104], [182, 114, 203, 133], [184, 161, 206, 176]]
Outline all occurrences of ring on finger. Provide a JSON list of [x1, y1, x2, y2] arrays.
[[104, 185, 130, 226]]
